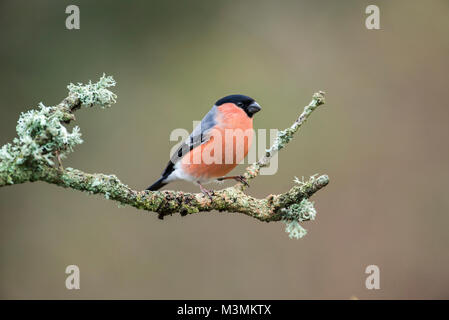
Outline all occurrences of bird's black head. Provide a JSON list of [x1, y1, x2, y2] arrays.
[[214, 94, 261, 118]]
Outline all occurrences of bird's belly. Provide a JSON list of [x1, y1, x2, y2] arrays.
[[180, 127, 253, 180]]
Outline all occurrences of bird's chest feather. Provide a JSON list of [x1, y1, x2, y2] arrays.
[[216, 103, 254, 132], [180, 104, 254, 180], [214, 104, 254, 162]]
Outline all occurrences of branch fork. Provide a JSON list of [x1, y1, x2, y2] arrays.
[[0, 75, 328, 239]]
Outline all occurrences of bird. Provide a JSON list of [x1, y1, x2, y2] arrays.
[[146, 94, 262, 197]]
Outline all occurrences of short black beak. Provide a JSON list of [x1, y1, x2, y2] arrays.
[[247, 101, 261, 115]]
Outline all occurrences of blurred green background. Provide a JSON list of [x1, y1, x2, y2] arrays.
[[0, 0, 448, 299]]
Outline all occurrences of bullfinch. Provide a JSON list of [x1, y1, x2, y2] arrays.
[[146, 94, 262, 197]]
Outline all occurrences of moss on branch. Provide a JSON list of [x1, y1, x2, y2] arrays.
[[0, 75, 328, 239]]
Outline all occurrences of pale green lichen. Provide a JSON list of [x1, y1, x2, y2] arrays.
[[294, 174, 319, 187], [270, 128, 294, 153], [0, 103, 83, 182], [284, 220, 308, 239], [282, 198, 317, 222], [0, 75, 117, 185], [16, 103, 83, 165], [280, 177, 318, 239], [67, 74, 117, 108]]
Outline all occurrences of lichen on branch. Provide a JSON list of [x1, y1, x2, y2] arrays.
[[0, 75, 328, 239], [0, 74, 116, 183]]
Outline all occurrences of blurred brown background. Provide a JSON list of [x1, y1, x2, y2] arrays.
[[0, 0, 448, 299]]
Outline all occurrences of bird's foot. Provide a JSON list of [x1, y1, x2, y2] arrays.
[[217, 175, 249, 187], [198, 182, 214, 200], [234, 175, 249, 187]]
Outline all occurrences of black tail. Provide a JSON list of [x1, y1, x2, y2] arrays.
[[146, 177, 168, 191]]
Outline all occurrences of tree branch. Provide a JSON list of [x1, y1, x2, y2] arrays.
[[0, 75, 328, 238]]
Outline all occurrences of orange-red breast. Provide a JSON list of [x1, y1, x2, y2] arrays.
[[146, 95, 261, 196]]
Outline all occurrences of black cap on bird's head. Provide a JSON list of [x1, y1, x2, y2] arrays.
[[214, 94, 261, 118]]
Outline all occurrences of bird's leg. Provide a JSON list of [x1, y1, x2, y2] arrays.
[[55, 150, 64, 170], [217, 175, 249, 187], [198, 181, 213, 200]]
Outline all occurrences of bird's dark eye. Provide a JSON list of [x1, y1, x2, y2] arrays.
[[236, 102, 244, 107]]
